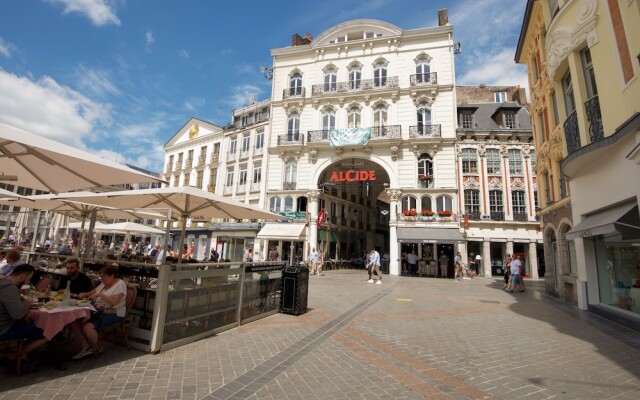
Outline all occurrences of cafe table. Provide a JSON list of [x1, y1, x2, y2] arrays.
[[26, 304, 93, 340]]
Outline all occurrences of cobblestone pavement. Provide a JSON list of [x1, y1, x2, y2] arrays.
[[2, 271, 640, 399]]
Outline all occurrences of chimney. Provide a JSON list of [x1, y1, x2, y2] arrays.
[[249, 95, 255, 105], [291, 33, 304, 46], [438, 9, 449, 26], [304, 32, 313, 41]]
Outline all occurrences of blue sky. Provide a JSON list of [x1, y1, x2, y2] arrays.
[[0, 0, 527, 172]]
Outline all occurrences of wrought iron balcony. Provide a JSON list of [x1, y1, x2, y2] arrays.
[[563, 111, 581, 155], [283, 181, 297, 190], [185, 160, 193, 169], [198, 156, 206, 165], [467, 211, 482, 221], [585, 95, 603, 143], [278, 134, 304, 145], [329, 215, 338, 224], [311, 76, 399, 96], [371, 125, 401, 139], [490, 211, 505, 221], [174, 163, 183, 172], [409, 125, 442, 138], [512, 212, 528, 222], [410, 72, 438, 86], [210, 154, 219, 164], [283, 87, 306, 99]]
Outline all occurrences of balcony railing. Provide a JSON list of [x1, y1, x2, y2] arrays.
[[198, 156, 206, 165], [165, 164, 172, 174], [174, 163, 182, 172], [311, 76, 399, 96], [410, 72, 438, 86], [409, 125, 442, 138], [371, 125, 401, 139], [512, 212, 528, 222], [490, 211, 505, 221], [278, 134, 304, 145], [329, 216, 338, 224], [283, 181, 297, 190], [283, 87, 306, 99], [563, 111, 581, 155], [210, 154, 219, 164], [185, 160, 193, 169], [467, 211, 482, 221], [585, 95, 604, 143]]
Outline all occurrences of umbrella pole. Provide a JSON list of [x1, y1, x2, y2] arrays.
[[30, 210, 42, 254], [85, 209, 97, 258], [75, 213, 88, 256], [177, 213, 188, 266]]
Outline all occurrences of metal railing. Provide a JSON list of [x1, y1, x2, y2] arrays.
[[282, 87, 305, 99], [410, 72, 438, 86], [311, 76, 399, 96], [585, 95, 603, 143], [409, 125, 441, 138], [512, 212, 528, 222], [283, 181, 297, 190], [466, 211, 482, 221], [371, 125, 401, 139], [490, 211, 505, 221], [563, 111, 580, 155], [277, 134, 304, 145]]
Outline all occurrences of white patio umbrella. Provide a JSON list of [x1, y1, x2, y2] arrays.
[[48, 212, 70, 243], [0, 188, 30, 200], [12, 208, 32, 238], [68, 221, 108, 230], [56, 186, 282, 263], [0, 123, 164, 193], [95, 221, 165, 235]]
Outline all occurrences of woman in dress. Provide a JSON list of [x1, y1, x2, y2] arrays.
[[70, 265, 127, 359]]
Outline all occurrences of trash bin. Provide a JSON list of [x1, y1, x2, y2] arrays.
[[381, 259, 390, 274], [280, 265, 309, 315]]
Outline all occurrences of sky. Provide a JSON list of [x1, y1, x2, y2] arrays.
[[0, 0, 528, 173]]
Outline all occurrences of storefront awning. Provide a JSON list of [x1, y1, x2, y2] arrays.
[[396, 227, 465, 243], [566, 202, 639, 240], [257, 223, 307, 241]]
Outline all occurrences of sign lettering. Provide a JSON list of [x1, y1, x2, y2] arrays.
[[329, 170, 377, 182]]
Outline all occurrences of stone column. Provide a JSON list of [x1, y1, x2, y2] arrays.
[[307, 190, 320, 253], [482, 240, 491, 277], [506, 240, 514, 258], [528, 241, 539, 279], [387, 189, 401, 276]]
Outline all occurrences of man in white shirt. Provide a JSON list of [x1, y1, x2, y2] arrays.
[[367, 249, 383, 284], [309, 248, 319, 275], [508, 255, 522, 292], [406, 251, 419, 276], [155, 245, 172, 266]]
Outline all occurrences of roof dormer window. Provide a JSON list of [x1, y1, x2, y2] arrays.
[[494, 92, 507, 102]]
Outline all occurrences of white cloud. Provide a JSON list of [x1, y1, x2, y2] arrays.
[[0, 36, 17, 58], [145, 31, 154, 53], [75, 65, 121, 97], [457, 48, 529, 98], [226, 84, 263, 109], [183, 97, 205, 112], [109, 119, 169, 170], [179, 49, 189, 58], [44, 0, 121, 26], [0, 69, 112, 149]]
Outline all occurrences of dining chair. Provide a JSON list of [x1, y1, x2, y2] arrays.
[[96, 285, 137, 356], [0, 338, 25, 375], [35, 274, 53, 293]]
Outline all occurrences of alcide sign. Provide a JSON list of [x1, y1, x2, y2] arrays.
[[329, 170, 376, 182]]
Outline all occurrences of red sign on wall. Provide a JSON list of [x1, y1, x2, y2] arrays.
[[329, 170, 376, 182], [317, 208, 326, 228]]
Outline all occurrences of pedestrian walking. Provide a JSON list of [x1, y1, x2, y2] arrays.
[[503, 254, 512, 290], [309, 247, 319, 275], [366, 249, 383, 284], [454, 251, 463, 282], [439, 252, 449, 278]]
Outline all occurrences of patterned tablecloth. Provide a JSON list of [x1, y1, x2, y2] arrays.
[[26, 306, 91, 340]]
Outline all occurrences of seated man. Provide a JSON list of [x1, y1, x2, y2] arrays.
[[0, 264, 48, 362], [57, 258, 94, 295], [0, 250, 23, 278]]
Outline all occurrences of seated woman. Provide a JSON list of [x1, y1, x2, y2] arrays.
[[70, 265, 126, 359]]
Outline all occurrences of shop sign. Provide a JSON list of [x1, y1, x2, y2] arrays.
[[278, 211, 306, 220], [329, 170, 376, 182], [317, 208, 326, 228]]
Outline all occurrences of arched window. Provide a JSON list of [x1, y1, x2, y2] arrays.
[[289, 73, 302, 96], [269, 197, 281, 212], [284, 196, 294, 211], [436, 195, 453, 212], [324, 68, 337, 92], [322, 108, 335, 131], [285, 160, 297, 186], [401, 195, 417, 211], [287, 112, 300, 140], [348, 106, 361, 128], [417, 103, 432, 134], [374, 105, 387, 129], [415, 59, 431, 83], [421, 196, 432, 212], [417, 153, 433, 177], [349, 66, 361, 90], [373, 62, 387, 87]]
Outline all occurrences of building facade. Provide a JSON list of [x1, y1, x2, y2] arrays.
[[516, 0, 640, 326], [456, 85, 542, 278], [266, 14, 462, 275], [162, 101, 271, 261]]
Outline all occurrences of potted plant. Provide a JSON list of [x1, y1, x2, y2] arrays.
[[402, 209, 417, 219], [418, 174, 432, 181], [420, 210, 434, 217], [438, 210, 452, 217]]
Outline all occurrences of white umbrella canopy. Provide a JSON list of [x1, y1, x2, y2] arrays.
[[0, 188, 30, 200], [68, 221, 108, 230], [95, 221, 165, 235], [0, 123, 164, 193], [59, 186, 282, 221], [1, 192, 167, 220]]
